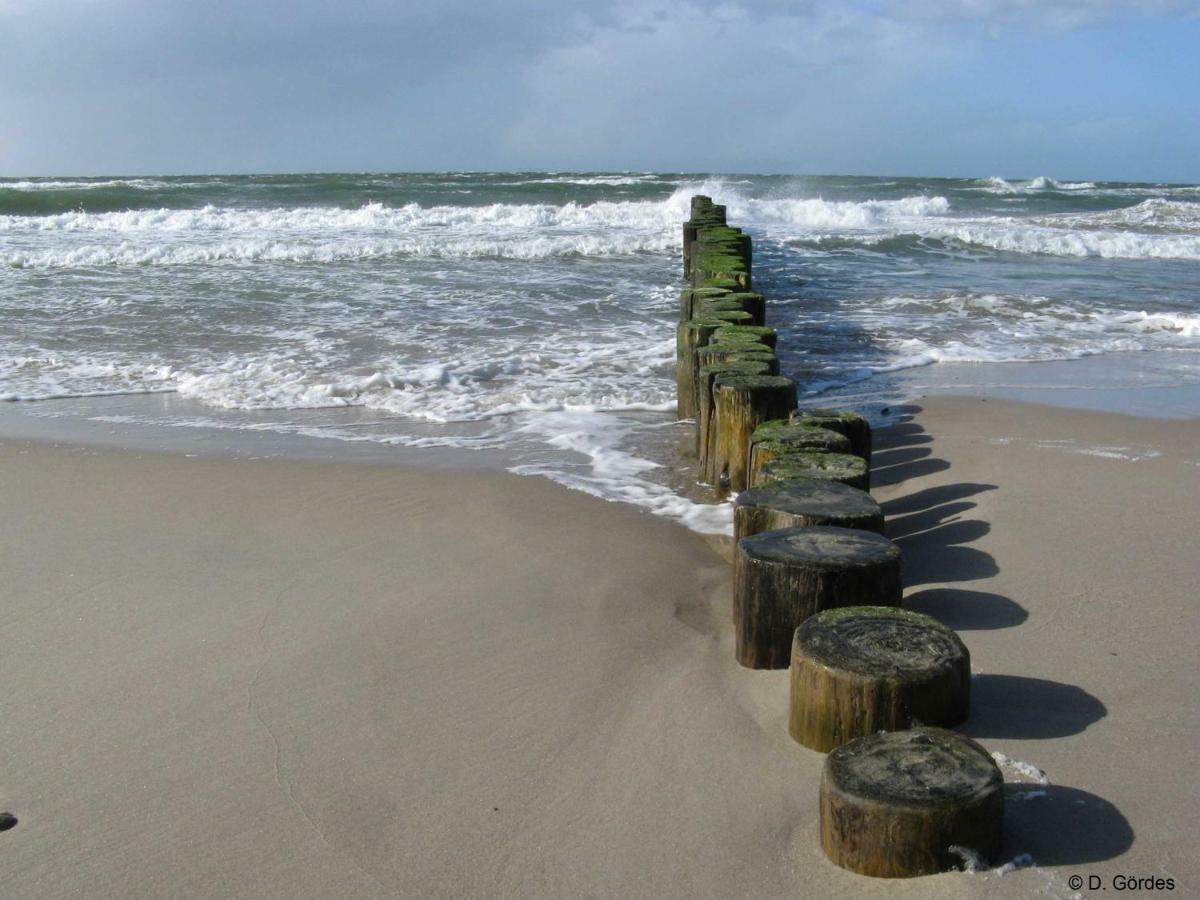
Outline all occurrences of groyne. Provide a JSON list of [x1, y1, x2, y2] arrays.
[[677, 195, 1004, 878]]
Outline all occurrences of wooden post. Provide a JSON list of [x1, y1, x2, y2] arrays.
[[820, 728, 1004, 877], [789, 606, 970, 752], [733, 479, 884, 543], [675, 311, 757, 420], [748, 422, 852, 484], [753, 450, 870, 491], [698, 276, 742, 292], [679, 287, 732, 322], [695, 360, 775, 462], [723, 292, 765, 326], [733, 526, 901, 668], [692, 250, 750, 291], [695, 344, 778, 377], [712, 325, 777, 349], [696, 293, 765, 327], [707, 374, 797, 493], [791, 408, 873, 465]]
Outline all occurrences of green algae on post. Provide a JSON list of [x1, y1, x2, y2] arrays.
[[790, 408, 873, 464], [712, 325, 777, 349], [754, 450, 870, 491], [707, 373, 797, 493]]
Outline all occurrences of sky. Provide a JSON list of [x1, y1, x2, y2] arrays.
[[1, 0, 1198, 181]]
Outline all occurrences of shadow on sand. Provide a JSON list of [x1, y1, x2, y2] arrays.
[[876, 406, 1129, 862], [1003, 784, 1133, 865], [965, 674, 1107, 739]]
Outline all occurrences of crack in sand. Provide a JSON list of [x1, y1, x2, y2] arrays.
[[245, 579, 386, 895]]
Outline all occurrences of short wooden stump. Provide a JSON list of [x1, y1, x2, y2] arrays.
[[733, 527, 902, 669], [733, 480, 884, 543], [820, 727, 1003, 878], [789, 606, 970, 752]]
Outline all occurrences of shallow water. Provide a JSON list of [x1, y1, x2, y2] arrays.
[[3, 172, 1198, 531]]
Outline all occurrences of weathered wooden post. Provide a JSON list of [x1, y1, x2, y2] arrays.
[[707, 374, 797, 492], [679, 287, 732, 322], [747, 421, 852, 484], [695, 292, 766, 326], [820, 728, 1004, 877], [789, 606, 970, 752], [733, 480, 884, 543], [711, 325, 777, 349], [753, 451, 870, 491], [676, 311, 757, 421], [791, 409, 873, 464], [733, 526, 901, 669], [695, 360, 776, 462]]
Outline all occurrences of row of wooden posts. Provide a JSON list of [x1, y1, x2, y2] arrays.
[[677, 196, 1004, 879]]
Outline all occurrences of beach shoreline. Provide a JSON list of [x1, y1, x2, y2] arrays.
[[2, 394, 1196, 897]]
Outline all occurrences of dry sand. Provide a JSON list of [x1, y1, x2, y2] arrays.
[[0, 395, 1196, 898]]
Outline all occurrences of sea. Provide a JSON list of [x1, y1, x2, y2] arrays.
[[2, 172, 1198, 533]]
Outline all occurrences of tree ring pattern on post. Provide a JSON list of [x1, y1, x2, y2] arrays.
[[799, 606, 969, 678], [820, 727, 1004, 877], [789, 606, 970, 751]]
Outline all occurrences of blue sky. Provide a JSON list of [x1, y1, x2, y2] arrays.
[[1, 0, 1197, 180]]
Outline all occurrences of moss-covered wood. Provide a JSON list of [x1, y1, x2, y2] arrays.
[[789, 606, 971, 752], [680, 287, 732, 323], [695, 360, 775, 462], [694, 344, 779, 377], [820, 727, 1004, 877], [698, 276, 742, 292], [697, 292, 765, 326], [733, 478, 884, 543], [676, 313, 754, 421], [706, 374, 797, 493], [692, 251, 751, 291], [719, 292, 765, 326], [733, 526, 902, 669], [748, 422, 852, 484], [790, 408, 873, 464], [676, 319, 722, 421], [754, 451, 870, 491], [712, 325, 777, 349]]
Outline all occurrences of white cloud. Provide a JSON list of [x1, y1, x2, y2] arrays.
[[901, 0, 1197, 30], [504, 2, 933, 169]]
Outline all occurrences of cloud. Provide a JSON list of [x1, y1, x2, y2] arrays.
[[900, 0, 1198, 30], [0, 0, 1195, 176], [504, 2, 933, 170]]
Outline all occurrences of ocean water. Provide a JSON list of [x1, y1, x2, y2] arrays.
[[2, 172, 1198, 531]]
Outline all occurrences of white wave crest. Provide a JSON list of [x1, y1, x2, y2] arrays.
[[1, 196, 703, 267], [735, 194, 950, 229], [977, 175, 1097, 194], [0, 178, 180, 192], [939, 221, 1200, 259]]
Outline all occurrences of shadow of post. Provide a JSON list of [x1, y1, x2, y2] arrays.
[[1003, 784, 1134, 865], [964, 674, 1107, 739]]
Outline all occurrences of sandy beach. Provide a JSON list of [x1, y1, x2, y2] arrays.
[[1, 395, 1196, 898]]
